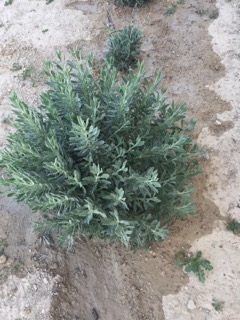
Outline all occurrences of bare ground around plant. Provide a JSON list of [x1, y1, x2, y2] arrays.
[[0, 0, 239, 319]]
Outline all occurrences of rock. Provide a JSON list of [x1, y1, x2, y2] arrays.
[[215, 120, 221, 126], [187, 299, 196, 310], [151, 251, 157, 258], [0, 255, 7, 264], [50, 263, 58, 270], [43, 277, 49, 284]]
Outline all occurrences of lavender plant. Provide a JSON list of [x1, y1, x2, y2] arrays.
[[0, 50, 202, 248], [105, 24, 143, 71]]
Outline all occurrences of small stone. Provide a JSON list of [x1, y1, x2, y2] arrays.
[[50, 263, 58, 270], [215, 120, 221, 126], [43, 277, 49, 284], [151, 252, 157, 258], [0, 255, 7, 264], [187, 299, 196, 310]]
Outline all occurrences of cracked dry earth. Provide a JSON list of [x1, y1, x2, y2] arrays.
[[0, 0, 239, 319]]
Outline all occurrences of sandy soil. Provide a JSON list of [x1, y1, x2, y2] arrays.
[[0, 0, 239, 319], [163, 1, 240, 319]]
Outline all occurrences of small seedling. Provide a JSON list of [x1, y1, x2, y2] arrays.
[[105, 25, 143, 71], [4, 0, 13, 5], [21, 66, 34, 80], [30, 77, 37, 87], [176, 250, 213, 283], [165, 4, 177, 15], [195, 9, 206, 16], [177, 0, 185, 4], [46, 0, 54, 4], [1, 115, 12, 125], [226, 219, 240, 234], [0, 22, 4, 28], [0, 239, 7, 255], [20, 65, 38, 86], [209, 10, 219, 19], [212, 298, 224, 312], [11, 62, 22, 72], [12, 260, 23, 272], [42, 29, 49, 33]]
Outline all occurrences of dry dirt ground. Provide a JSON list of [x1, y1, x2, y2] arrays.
[[0, 0, 239, 319]]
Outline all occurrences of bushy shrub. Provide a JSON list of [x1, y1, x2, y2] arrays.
[[105, 25, 143, 71], [0, 51, 202, 248]]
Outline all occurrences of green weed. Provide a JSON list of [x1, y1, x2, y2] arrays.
[[176, 250, 213, 283], [4, 0, 13, 6], [0, 239, 7, 255], [226, 219, 240, 234], [212, 298, 224, 312], [165, 4, 177, 15], [1, 115, 12, 125], [11, 63, 22, 72], [21, 66, 34, 80], [209, 10, 219, 19], [12, 261, 23, 272]]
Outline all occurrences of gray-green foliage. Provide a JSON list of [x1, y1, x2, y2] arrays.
[[114, 0, 146, 7], [176, 250, 213, 283], [0, 50, 202, 248], [226, 218, 240, 234], [165, 4, 177, 15], [106, 25, 143, 71], [4, 0, 13, 6], [212, 298, 224, 312], [209, 10, 219, 19]]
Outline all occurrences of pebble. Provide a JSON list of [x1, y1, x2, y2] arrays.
[[50, 263, 58, 270], [215, 120, 221, 126], [187, 299, 196, 310], [0, 255, 7, 264], [43, 277, 49, 284]]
